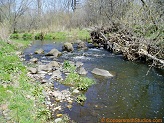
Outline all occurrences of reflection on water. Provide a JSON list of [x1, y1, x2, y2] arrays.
[[24, 41, 164, 123]]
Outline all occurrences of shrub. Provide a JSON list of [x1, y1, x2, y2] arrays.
[[76, 94, 87, 105], [22, 33, 32, 40], [35, 33, 44, 40], [10, 33, 19, 39]]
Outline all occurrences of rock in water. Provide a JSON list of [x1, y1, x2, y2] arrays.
[[77, 41, 87, 50], [46, 48, 61, 57], [91, 68, 113, 77], [49, 61, 59, 67], [77, 67, 87, 75], [30, 58, 38, 63], [28, 67, 37, 74], [55, 118, 62, 123], [34, 48, 44, 54], [62, 42, 74, 52]]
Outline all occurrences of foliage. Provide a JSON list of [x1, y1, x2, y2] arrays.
[[10, 33, 20, 39], [76, 94, 87, 105], [22, 33, 32, 40], [0, 40, 49, 122], [62, 72, 95, 91], [34, 33, 44, 40], [63, 60, 76, 73]]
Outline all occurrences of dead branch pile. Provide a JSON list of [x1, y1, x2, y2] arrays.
[[90, 25, 164, 68]]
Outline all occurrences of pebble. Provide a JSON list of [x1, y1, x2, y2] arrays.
[[55, 118, 62, 123], [73, 89, 79, 94], [56, 114, 62, 117]]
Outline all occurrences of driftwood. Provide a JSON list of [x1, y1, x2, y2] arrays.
[[90, 25, 164, 68]]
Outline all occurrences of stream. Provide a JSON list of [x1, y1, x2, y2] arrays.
[[24, 40, 164, 123]]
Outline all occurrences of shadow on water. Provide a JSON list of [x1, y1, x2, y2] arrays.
[[24, 40, 164, 123]]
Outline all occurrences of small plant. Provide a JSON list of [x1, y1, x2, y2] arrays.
[[62, 71, 95, 91], [63, 60, 76, 72], [22, 33, 32, 40], [44, 34, 53, 40], [35, 33, 44, 40], [10, 33, 19, 39], [76, 94, 87, 105], [37, 108, 51, 121], [32, 85, 43, 97]]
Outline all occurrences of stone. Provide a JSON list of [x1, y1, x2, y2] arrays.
[[34, 48, 44, 54], [91, 68, 113, 77], [77, 41, 87, 50], [28, 67, 37, 74], [38, 64, 52, 72], [56, 114, 62, 117], [75, 61, 83, 68], [50, 70, 62, 80], [67, 105, 72, 109], [55, 118, 62, 123], [49, 61, 59, 67], [54, 106, 61, 111], [77, 67, 87, 75], [73, 89, 79, 94], [62, 42, 74, 52], [30, 58, 38, 63], [46, 48, 61, 57]]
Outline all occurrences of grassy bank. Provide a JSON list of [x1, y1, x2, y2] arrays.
[[0, 40, 50, 122], [10, 28, 90, 41]]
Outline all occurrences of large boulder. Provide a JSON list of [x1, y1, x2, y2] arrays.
[[77, 41, 87, 50], [46, 48, 61, 57], [62, 42, 74, 52], [35, 48, 44, 54], [91, 68, 113, 77]]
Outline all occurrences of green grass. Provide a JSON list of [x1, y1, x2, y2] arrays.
[[9, 28, 90, 41], [62, 61, 95, 91], [0, 40, 50, 123]]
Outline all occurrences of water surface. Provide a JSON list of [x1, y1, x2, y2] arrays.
[[24, 40, 164, 123]]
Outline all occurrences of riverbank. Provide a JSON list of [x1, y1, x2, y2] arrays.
[[10, 28, 90, 41], [0, 40, 53, 122], [90, 24, 164, 69]]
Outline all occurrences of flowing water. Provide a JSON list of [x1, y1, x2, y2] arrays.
[[24, 40, 164, 123]]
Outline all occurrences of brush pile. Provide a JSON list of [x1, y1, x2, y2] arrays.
[[90, 23, 164, 68]]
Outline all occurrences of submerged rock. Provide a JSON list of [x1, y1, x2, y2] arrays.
[[91, 68, 113, 77], [46, 48, 61, 57], [34, 48, 44, 54], [62, 42, 74, 52]]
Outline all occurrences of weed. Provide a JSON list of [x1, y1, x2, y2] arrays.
[[22, 33, 32, 40], [62, 63, 95, 91], [63, 60, 76, 72], [76, 94, 87, 105], [10, 33, 20, 39]]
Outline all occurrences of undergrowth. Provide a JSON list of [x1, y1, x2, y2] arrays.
[[0, 40, 51, 122]]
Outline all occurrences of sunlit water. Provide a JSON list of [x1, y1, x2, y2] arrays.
[[24, 40, 164, 123]]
